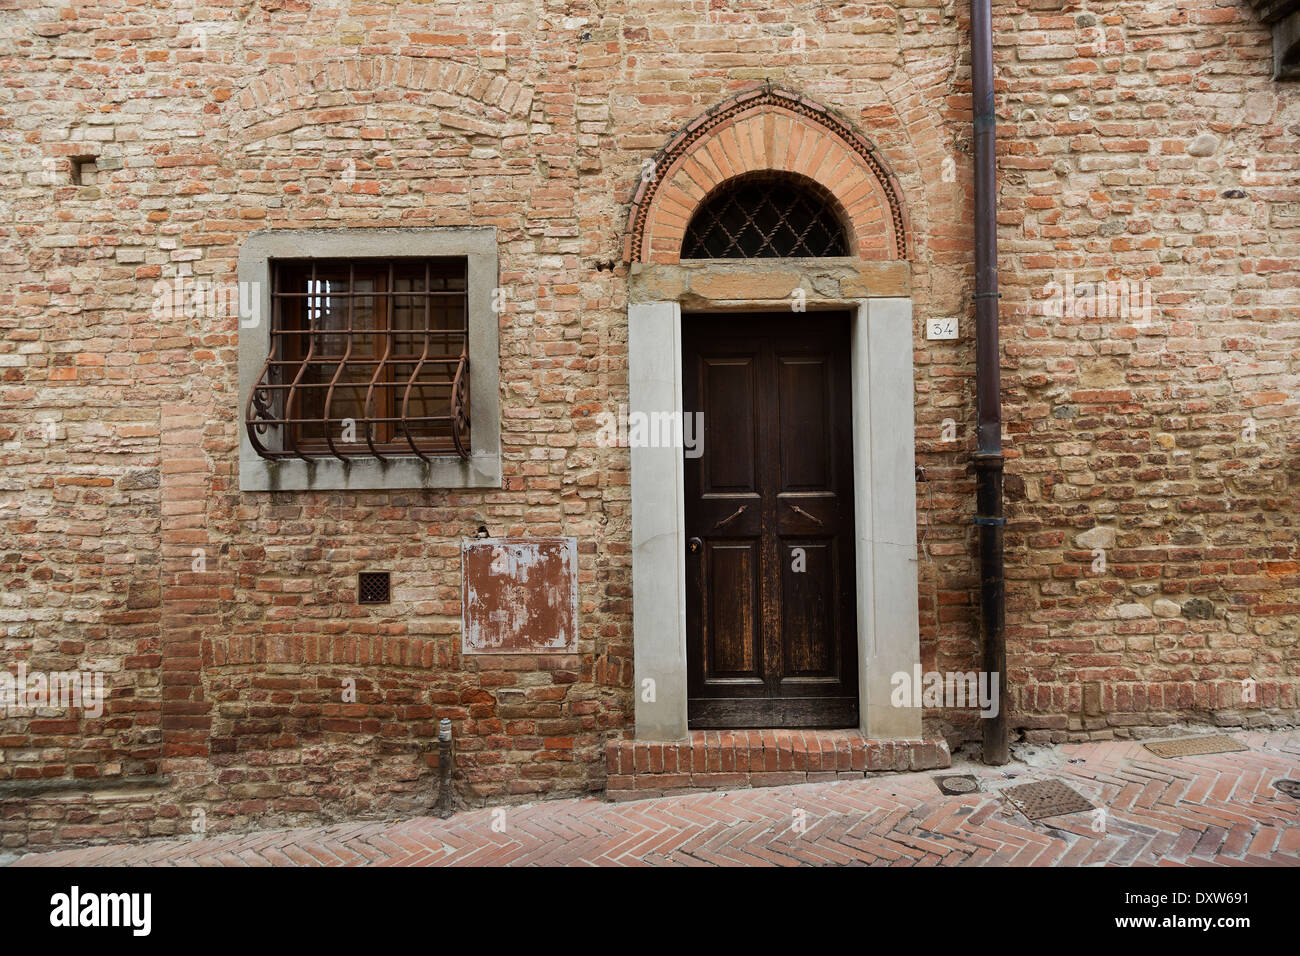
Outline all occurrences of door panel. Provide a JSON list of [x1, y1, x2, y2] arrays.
[[780, 539, 835, 677], [685, 313, 858, 729], [777, 357, 831, 491], [702, 358, 758, 494], [705, 541, 762, 681]]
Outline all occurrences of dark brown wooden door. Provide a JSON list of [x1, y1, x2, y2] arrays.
[[684, 313, 858, 729]]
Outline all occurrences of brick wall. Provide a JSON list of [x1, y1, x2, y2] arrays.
[[0, 0, 1295, 848]]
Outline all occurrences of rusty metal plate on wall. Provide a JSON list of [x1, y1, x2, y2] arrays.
[[462, 538, 577, 654], [1143, 735, 1246, 759]]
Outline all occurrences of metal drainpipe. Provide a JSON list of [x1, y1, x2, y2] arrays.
[[971, 0, 1008, 765]]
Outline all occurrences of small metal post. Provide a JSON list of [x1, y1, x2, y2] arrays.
[[435, 718, 455, 817]]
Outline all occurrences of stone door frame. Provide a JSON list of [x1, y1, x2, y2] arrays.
[[627, 259, 922, 742]]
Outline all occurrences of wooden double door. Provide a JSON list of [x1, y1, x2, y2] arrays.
[[684, 313, 859, 729]]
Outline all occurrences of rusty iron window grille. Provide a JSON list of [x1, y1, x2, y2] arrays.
[[245, 258, 471, 461], [681, 173, 850, 259]]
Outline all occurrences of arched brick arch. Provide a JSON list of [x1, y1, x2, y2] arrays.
[[624, 87, 911, 263], [224, 57, 535, 144]]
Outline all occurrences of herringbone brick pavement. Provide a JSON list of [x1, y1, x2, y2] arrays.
[[9, 731, 1299, 867]]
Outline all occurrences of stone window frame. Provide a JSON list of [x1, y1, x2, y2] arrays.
[[238, 228, 502, 491]]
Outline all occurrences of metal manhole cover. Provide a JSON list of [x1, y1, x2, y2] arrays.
[[1000, 779, 1095, 821], [1143, 735, 1247, 759], [1273, 779, 1300, 800], [936, 774, 979, 796]]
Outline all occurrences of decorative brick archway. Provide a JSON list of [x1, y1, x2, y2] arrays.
[[623, 86, 910, 263]]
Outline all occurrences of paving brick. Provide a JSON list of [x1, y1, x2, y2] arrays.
[[10, 736, 1295, 867]]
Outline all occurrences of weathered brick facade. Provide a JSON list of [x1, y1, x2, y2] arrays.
[[1, 0, 1296, 849]]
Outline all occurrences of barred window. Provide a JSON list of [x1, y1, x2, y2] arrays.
[[245, 258, 471, 460], [681, 173, 849, 259]]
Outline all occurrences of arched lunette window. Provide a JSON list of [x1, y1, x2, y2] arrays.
[[681, 173, 850, 259]]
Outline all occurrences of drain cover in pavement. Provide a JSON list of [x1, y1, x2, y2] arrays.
[[999, 780, 1094, 820], [1273, 779, 1300, 800], [1143, 735, 1246, 759], [935, 774, 979, 796]]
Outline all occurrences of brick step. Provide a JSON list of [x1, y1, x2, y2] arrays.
[[606, 730, 951, 800]]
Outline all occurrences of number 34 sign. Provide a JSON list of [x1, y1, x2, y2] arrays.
[[926, 317, 959, 340]]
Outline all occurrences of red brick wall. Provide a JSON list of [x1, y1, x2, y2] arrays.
[[1, 1, 1296, 848]]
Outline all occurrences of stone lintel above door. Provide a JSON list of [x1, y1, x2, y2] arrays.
[[628, 258, 911, 308]]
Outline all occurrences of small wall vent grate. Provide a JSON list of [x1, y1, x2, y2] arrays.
[[358, 571, 391, 604]]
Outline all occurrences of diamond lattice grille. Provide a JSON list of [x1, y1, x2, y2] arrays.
[[682, 177, 849, 258]]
